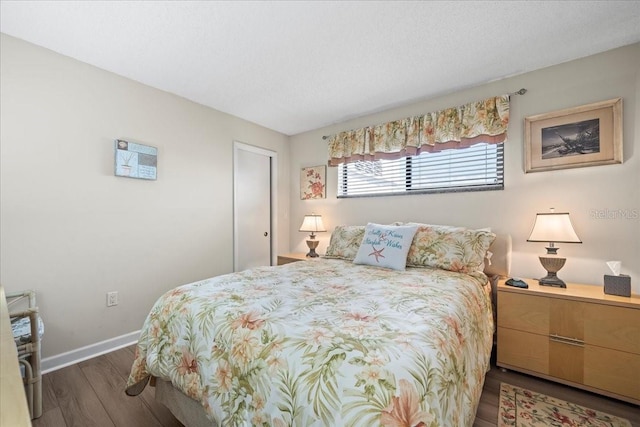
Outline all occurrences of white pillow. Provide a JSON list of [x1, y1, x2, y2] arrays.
[[353, 223, 418, 270]]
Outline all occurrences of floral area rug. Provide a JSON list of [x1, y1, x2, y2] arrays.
[[498, 383, 631, 427]]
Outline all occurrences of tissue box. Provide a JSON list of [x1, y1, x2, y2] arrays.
[[604, 274, 631, 297]]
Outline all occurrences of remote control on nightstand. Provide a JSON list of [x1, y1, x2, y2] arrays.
[[505, 278, 529, 288]]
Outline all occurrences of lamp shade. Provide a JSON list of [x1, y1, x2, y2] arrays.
[[299, 214, 326, 233], [527, 212, 581, 243]]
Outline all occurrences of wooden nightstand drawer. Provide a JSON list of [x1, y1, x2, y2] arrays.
[[585, 345, 640, 400], [498, 292, 549, 335], [584, 304, 640, 354], [497, 327, 549, 374]]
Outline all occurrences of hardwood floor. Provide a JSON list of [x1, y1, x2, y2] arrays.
[[32, 346, 639, 427], [33, 345, 181, 427]]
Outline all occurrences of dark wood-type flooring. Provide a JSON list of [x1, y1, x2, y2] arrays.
[[32, 345, 639, 426]]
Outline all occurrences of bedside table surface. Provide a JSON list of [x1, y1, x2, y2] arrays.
[[498, 278, 640, 309], [277, 252, 323, 265], [279, 252, 310, 261]]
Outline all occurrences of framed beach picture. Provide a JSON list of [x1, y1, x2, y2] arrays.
[[300, 165, 326, 200], [524, 98, 622, 173]]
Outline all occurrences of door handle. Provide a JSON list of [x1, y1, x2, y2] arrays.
[[264, 232, 269, 237]]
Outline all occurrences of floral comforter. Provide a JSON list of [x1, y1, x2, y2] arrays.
[[126, 259, 494, 427]]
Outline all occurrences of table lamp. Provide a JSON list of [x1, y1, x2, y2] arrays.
[[299, 214, 326, 257], [527, 209, 581, 287]]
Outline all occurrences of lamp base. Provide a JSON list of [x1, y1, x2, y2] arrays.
[[538, 255, 567, 288], [538, 273, 567, 288], [305, 239, 320, 258]]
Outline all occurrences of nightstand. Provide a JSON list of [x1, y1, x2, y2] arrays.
[[277, 253, 310, 265], [496, 277, 640, 404]]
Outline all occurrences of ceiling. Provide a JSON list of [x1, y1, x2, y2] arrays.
[[1, 1, 639, 136]]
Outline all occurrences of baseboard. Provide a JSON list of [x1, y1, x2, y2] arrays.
[[41, 330, 140, 374]]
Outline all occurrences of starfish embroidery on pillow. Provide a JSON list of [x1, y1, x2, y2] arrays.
[[369, 245, 385, 262]]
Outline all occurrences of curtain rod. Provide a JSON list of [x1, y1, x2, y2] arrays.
[[321, 89, 527, 140]]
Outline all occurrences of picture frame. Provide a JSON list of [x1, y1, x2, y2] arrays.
[[114, 139, 158, 180], [300, 165, 326, 200], [524, 98, 622, 173]]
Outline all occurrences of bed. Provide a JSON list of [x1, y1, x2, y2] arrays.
[[126, 223, 511, 427]]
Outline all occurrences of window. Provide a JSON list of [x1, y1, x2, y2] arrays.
[[338, 142, 503, 198]]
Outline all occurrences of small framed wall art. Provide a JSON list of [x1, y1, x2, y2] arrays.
[[524, 98, 622, 173], [300, 165, 326, 200], [114, 139, 158, 180]]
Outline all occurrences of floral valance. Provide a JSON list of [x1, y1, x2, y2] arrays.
[[327, 95, 510, 166]]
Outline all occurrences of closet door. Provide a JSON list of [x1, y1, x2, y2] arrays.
[[233, 142, 276, 271]]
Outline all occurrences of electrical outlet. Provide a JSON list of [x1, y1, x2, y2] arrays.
[[107, 291, 118, 307]]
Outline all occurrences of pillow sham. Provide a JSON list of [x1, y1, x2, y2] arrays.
[[323, 225, 366, 261], [353, 223, 418, 270], [405, 223, 496, 273]]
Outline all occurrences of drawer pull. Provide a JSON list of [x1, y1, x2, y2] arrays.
[[550, 334, 584, 347]]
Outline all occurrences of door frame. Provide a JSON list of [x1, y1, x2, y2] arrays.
[[232, 141, 278, 271]]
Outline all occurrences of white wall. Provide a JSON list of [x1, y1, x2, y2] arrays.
[[0, 34, 291, 360], [289, 43, 640, 293]]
